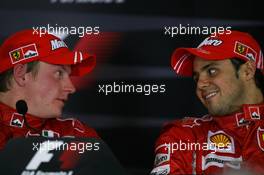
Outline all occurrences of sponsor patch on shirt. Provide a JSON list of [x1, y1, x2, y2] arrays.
[[10, 112, 24, 128], [249, 106, 261, 119], [154, 153, 170, 167], [236, 113, 250, 126], [207, 130, 235, 153], [202, 153, 242, 170], [42, 130, 60, 138], [257, 127, 264, 151], [154, 143, 170, 166], [150, 164, 170, 175]]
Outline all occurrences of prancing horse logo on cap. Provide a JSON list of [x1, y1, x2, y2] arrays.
[[234, 41, 257, 61], [9, 44, 38, 64], [11, 51, 21, 61], [235, 43, 246, 54]]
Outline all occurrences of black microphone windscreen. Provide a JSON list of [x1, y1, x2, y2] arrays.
[[16, 100, 28, 115]]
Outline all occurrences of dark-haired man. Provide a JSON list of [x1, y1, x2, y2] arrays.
[[151, 31, 264, 174]]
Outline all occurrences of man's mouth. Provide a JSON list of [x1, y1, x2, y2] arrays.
[[203, 90, 219, 101], [57, 98, 67, 104]]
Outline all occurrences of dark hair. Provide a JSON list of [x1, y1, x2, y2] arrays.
[[230, 58, 264, 95], [0, 61, 40, 92]]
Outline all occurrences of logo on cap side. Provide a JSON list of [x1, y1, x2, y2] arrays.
[[9, 44, 39, 64], [234, 41, 257, 61]]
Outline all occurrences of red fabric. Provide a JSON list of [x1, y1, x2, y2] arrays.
[[151, 103, 264, 175], [0, 102, 99, 150], [171, 31, 263, 77], [0, 29, 96, 76]]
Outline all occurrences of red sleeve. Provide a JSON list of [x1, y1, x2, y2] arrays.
[[150, 121, 196, 175]]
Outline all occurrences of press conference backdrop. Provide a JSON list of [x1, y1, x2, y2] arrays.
[[0, 1, 263, 174]]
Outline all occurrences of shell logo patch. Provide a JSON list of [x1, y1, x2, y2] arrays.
[[207, 130, 235, 153], [210, 133, 231, 148]]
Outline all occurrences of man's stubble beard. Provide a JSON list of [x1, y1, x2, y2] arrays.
[[207, 84, 245, 116]]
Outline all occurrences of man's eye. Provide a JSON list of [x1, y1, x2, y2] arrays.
[[55, 70, 64, 78], [207, 68, 217, 76]]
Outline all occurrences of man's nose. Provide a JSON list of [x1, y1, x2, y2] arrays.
[[197, 76, 210, 90], [63, 77, 76, 94]]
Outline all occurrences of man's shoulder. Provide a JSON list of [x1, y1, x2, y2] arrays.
[[154, 115, 213, 158], [53, 117, 79, 126], [53, 117, 91, 131], [49, 117, 99, 138], [164, 114, 213, 129], [159, 114, 213, 139]]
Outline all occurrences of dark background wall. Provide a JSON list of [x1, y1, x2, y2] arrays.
[[1, 1, 263, 174]]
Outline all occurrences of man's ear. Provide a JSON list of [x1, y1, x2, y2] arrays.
[[13, 64, 28, 86], [239, 60, 256, 81]]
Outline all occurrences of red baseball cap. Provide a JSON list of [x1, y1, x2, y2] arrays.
[[0, 29, 96, 76], [171, 30, 263, 77]]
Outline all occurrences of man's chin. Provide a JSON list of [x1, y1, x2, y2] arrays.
[[44, 111, 62, 118], [208, 107, 228, 116], [207, 105, 221, 116]]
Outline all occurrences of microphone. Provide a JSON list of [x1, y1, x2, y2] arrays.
[[16, 100, 28, 116], [15, 100, 43, 132]]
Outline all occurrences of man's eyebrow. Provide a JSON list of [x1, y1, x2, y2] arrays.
[[193, 62, 219, 76], [200, 62, 219, 72], [201, 63, 219, 71], [60, 65, 72, 74]]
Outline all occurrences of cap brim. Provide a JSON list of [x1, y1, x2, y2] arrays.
[[171, 47, 234, 77], [71, 52, 96, 76], [40, 51, 96, 76]]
